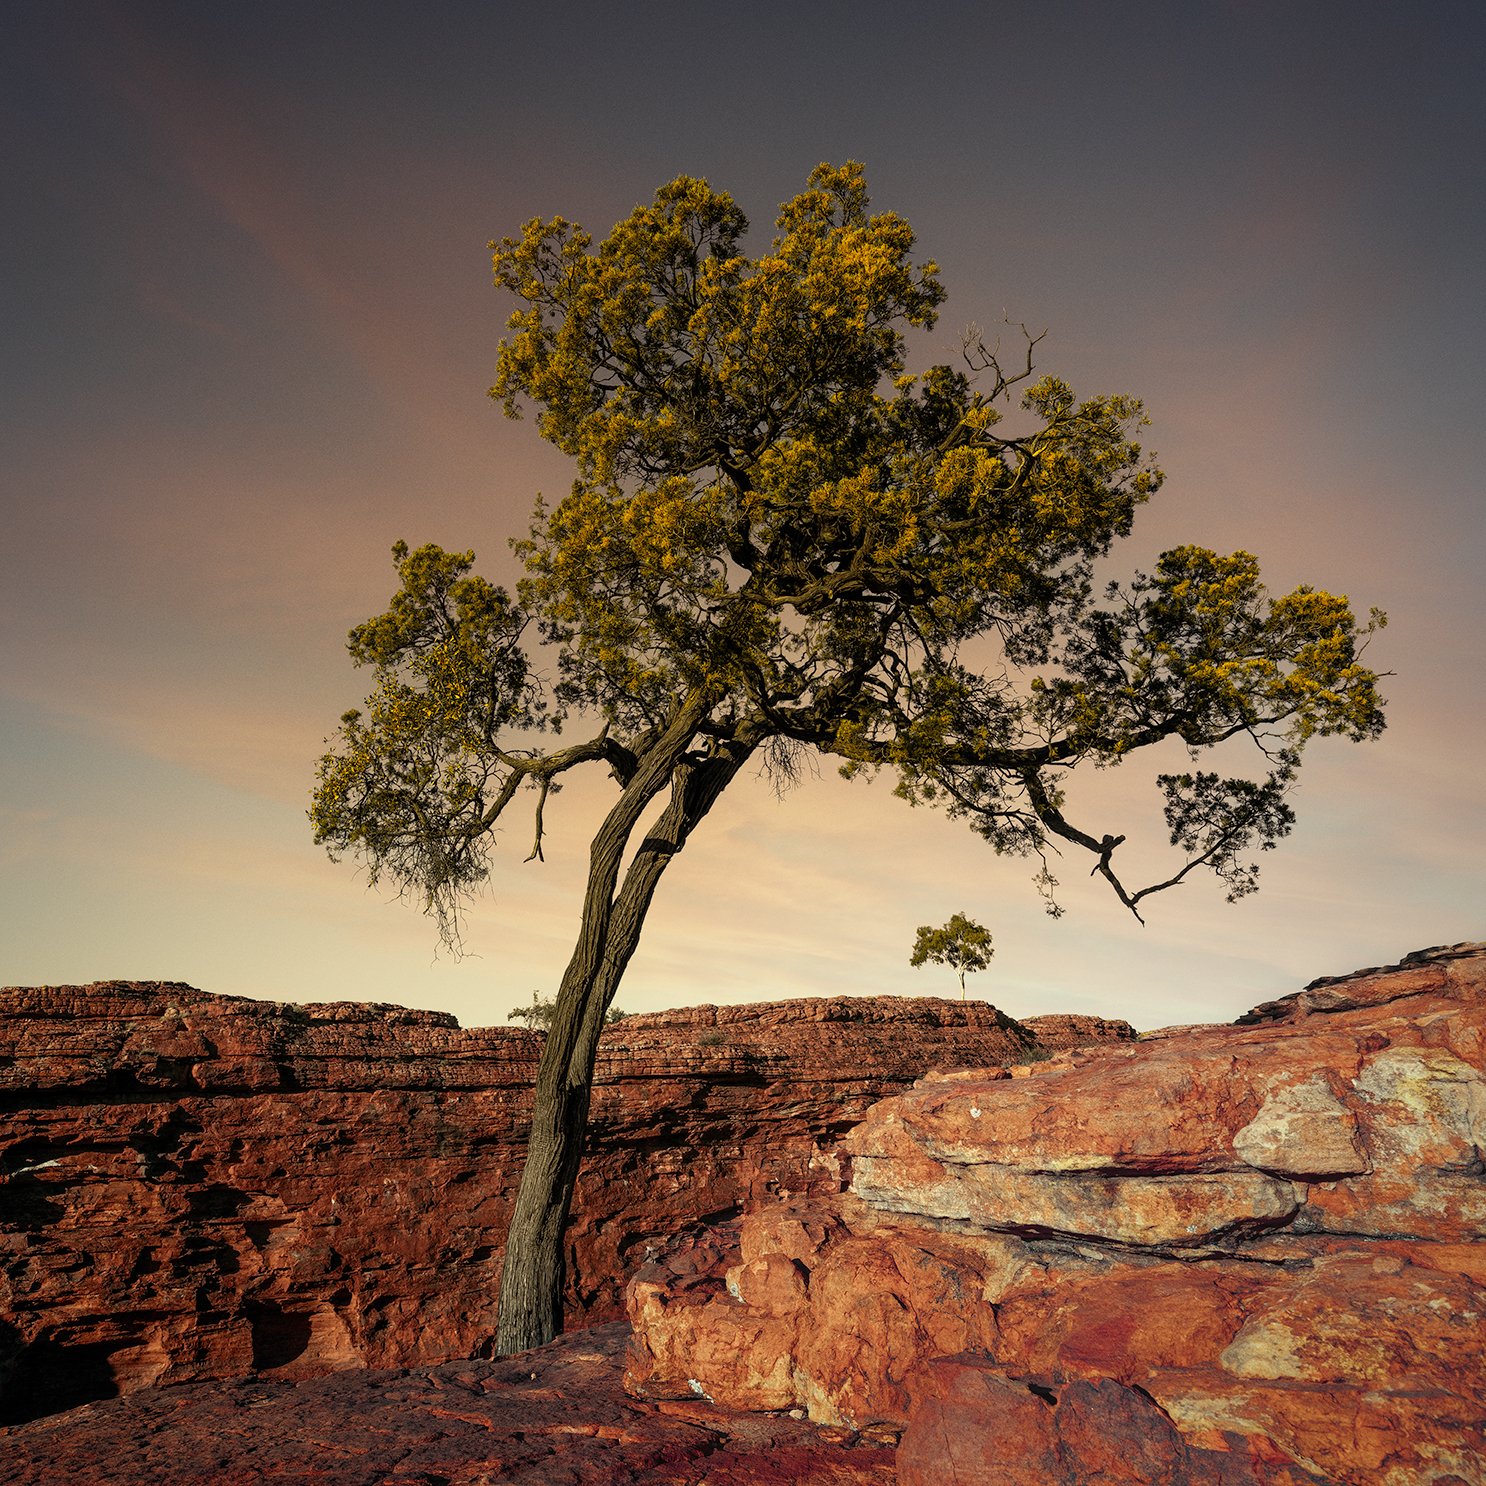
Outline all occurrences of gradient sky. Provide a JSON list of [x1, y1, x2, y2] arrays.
[[4, 1, 1482, 1031]]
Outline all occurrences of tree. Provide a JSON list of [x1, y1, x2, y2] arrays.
[[912, 914, 994, 1000], [310, 163, 1386, 1354]]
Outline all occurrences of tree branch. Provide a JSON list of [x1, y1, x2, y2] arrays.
[[525, 776, 552, 862], [960, 319, 1046, 403]]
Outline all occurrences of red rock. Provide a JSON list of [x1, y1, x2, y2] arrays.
[[0, 1322, 897, 1485], [627, 1196, 1017, 1426], [1019, 1011, 1138, 1051], [896, 1361, 1329, 1485], [843, 949, 1486, 1246], [1237, 940, 1486, 1024], [1, 981, 1120, 1423], [626, 944, 1486, 1485]]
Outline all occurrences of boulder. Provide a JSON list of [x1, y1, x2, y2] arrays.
[[626, 943, 1486, 1485]]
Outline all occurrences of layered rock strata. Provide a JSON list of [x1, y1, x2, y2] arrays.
[[0, 981, 1118, 1424], [626, 944, 1486, 1485]]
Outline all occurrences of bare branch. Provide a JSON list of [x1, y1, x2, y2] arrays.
[[525, 777, 552, 862], [1018, 760, 1298, 925], [961, 317, 1047, 402]]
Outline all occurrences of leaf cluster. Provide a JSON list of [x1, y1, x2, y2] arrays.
[[310, 542, 547, 947]]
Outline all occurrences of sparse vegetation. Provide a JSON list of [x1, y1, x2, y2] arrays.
[[911, 914, 994, 1001], [509, 991, 628, 1032]]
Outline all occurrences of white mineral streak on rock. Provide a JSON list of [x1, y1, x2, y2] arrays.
[[1232, 1075, 1369, 1177]]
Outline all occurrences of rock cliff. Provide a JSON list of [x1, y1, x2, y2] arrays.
[[627, 943, 1486, 1485], [0, 981, 1119, 1425]]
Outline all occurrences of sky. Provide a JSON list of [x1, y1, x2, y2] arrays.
[[3, 1, 1482, 1031]]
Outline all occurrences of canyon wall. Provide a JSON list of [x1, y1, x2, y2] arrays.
[[627, 944, 1486, 1485], [0, 980, 1126, 1424]]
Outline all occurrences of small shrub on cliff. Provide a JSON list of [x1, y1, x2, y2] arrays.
[[509, 991, 627, 1032]]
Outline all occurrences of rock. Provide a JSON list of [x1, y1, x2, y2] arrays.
[[0, 981, 1124, 1423], [896, 1361, 1333, 1485], [0, 1322, 897, 1486], [1018, 1012, 1138, 1051], [1229, 1074, 1368, 1176], [1237, 940, 1486, 1023], [626, 944, 1486, 1485]]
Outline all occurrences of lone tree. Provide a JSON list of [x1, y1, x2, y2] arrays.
[[912, 914, 994, 1000], [310, 164, 1385, 1354]]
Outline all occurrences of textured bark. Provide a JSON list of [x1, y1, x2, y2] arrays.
[[494, 694, 754, 1353]]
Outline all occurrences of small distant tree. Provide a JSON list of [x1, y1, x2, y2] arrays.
[[509, 991, 627, 1031], [310, 163, 1386, 1354], [911, 914, 994, 1000]]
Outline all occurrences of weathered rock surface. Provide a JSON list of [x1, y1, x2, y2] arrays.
[[0, 1322, 897, 1485], [1017, 1011, 1137, 1051], [627, 943, 1486, 1486], [896, 1360, 1336, 1486], [0, 981, 1116, 1424]]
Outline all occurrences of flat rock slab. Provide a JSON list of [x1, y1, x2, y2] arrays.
[[0, 1325, 894, 1485]]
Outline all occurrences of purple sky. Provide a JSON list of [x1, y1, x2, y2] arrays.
[[4, 1, 1482, 1029]]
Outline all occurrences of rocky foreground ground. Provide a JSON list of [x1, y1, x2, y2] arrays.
[[629, 943, 1486, 1484], [2, 945, 1482, 1483], [0, 1324, 896, 1486]]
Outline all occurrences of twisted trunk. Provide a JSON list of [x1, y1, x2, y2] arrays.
[[494, 699, 754, 1354]]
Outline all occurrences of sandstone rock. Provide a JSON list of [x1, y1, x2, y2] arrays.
[[1229, 1074, 1368, 1176], [1, 981, 1121, 1423], [843, 951, 1486, 1249], [626, 944, 1486, 1485], [627, 1195, 1017, 1426], [1237, 940, 1486, 1024], [0, 1322, 896, 1486], [1017, 1012, 1138, 1050], [896, 1361, 1331, 1485]]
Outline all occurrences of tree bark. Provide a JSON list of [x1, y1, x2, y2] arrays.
[[493, 698, 754, 1355]]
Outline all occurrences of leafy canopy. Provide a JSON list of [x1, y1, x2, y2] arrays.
[[310, 162, 1386, 945], [911, 914, 995, 997]]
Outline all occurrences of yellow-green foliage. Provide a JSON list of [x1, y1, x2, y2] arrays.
[[312, 163, 1386, 940], [911, 913, 995, 996], [310, 542, 543, 943]]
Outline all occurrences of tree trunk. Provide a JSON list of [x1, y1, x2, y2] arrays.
[[494, 700, 754, 1355]]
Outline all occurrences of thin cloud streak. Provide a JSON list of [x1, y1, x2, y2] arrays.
[[84, 2, 503, 455]]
